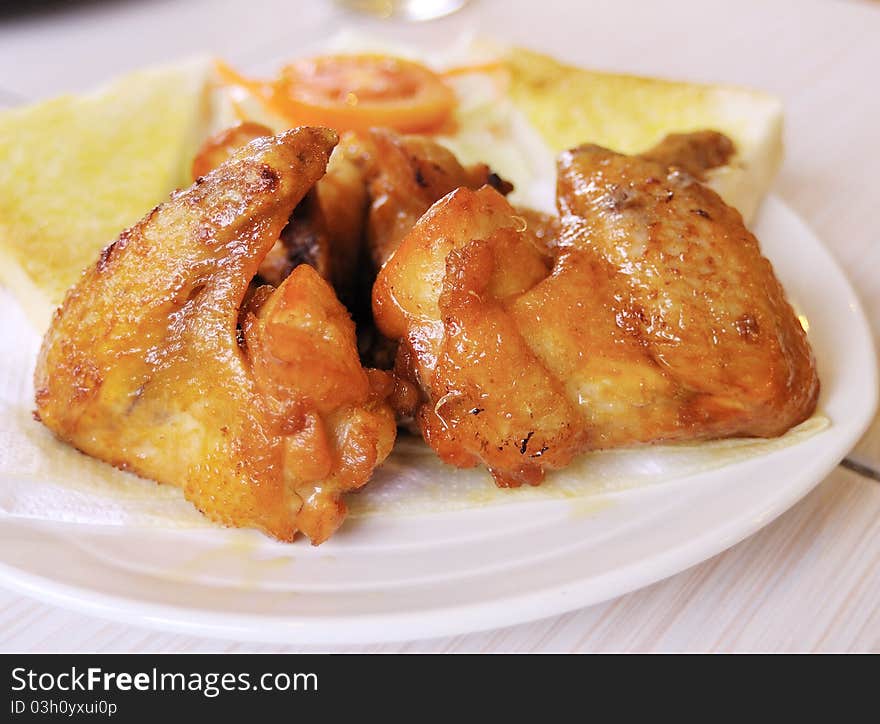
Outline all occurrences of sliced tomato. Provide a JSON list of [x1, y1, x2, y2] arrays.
[[269, 54, 456, 134]]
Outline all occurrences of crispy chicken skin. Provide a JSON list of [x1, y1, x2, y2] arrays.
[[353, 129, 512, 269], [192, 122, 368, 304], [639, 129, 736, 180], [193, 124, 509, 286], [34, 128, 396, 543], [348, 129, 514, 369], [191, 124, 512, 372], [256, 133, 369, 305], [373, 140, 818, 487], [190, 121, 274, 179]]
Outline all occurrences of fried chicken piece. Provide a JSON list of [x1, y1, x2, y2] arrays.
[[257, 192, 332, 286], [193, 123, 369, 305], [194, 125, 511, 289], [639, 129, 735, 180], [514, 207, 560, 256], [256, 134, 369, 306], [193, 124, 513, 371], [190, 121, 274, 179], [336, 129, 513, 370], [373, 140, 818, 487], [310, 137, 370, 301], [34, 128, 396, 543], [354, 128, 513, 268]]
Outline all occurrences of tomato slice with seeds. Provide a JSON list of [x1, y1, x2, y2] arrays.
[[270, 54, 456, 134]]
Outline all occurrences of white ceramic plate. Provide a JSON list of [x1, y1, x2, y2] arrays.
[[0, 195, 875, 644]]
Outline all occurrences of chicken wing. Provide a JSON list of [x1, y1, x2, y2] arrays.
[[639, 129, 735, 180], [352, 128, 513, 269], [192, 124, 509, 305], [191, 124, 513, 373], [35, 127, 396, 543], [192, 122, 368, 304], [373, 138, 818, 487]]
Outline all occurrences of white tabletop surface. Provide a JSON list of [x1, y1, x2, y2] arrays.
[[0, 0, 878, 653]]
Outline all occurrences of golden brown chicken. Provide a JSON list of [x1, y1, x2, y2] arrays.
[[34, 127, 396, 543], [190, 124, 509, 312], [192, 122, 367, 305], [639, 129, 735, 181], [193, 124, 512, 372], [373, 137, 819, 487], [352, 128, 513, 268]]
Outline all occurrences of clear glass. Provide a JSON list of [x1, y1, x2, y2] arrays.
[[335, 0, 469, 21]]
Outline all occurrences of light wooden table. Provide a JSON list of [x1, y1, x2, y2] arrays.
[[0, 0, 877, 652]]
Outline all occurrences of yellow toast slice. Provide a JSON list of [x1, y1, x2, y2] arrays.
[[0, 59, 213, 329], [505, 48, 783, 223]]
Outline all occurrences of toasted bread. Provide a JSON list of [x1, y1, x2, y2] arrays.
[[0, 59, 213, 328]]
